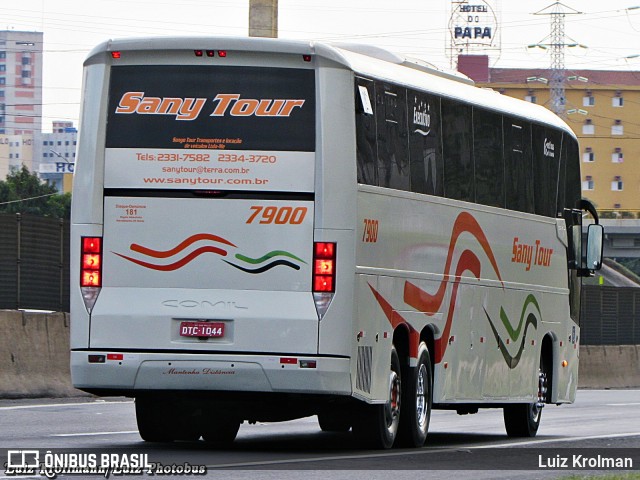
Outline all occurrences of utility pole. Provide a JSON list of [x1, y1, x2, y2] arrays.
[[249, 0, 278, 38], [531, 2, 585, 116]]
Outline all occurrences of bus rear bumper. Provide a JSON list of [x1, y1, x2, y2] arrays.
[[71, 351, 352, 396]]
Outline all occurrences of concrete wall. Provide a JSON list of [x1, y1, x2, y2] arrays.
[[0, 310, 638, 398], [579, 345, 640, 389], [0, 310, 85, 398]]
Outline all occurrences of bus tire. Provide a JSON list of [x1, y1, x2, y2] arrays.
[[317, 413, 352, 432], [503, 357, 547, 437], [353, 346, 401, 449], [398, 342, 432, 447], [202, 418, 241, 445], [503, 402, 541, 437], [135, 398, 173, 442]]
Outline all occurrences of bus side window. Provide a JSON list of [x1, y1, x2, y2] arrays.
[[564, 136, 581, 212], [355, 79, 378, 186], [504, 120, 534, 213], [375, 82, 410, 191], [442, 99, 474, 202], [473, 107, 504, 208], [532, 125, 561, 217], [409, 90, 443, 196]]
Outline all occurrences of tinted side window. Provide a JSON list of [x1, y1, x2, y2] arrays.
[[564, 135, 581, 211], [532, 125, 562, 217], [376, 83, 410, 191], [504, 119, 534, 213], [409, 90, 443, 196], [473, 108, 504, 207], [442, 99, 473, 202], [355, 78, 378, 185], [556, 134, 568, 217]]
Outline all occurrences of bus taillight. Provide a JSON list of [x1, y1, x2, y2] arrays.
[[81, 237, 102, 287], [313, 242, 336, 293], [313, 242, 336, 319], [80, 236, 103, 312]]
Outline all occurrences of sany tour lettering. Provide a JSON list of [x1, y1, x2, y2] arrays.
[[115, 92, 305, 121]]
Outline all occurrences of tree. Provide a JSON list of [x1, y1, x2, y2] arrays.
[[0, 166, 71, 218]]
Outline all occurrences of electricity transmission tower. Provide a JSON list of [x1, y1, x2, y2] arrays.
[[531, 2, 585, 116]]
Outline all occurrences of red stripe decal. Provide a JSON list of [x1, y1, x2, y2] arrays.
[[114, 246, 227, 271], [370, 212, 502, 365], [130, 233, 236, 259], [433, 249, 481, 363], [404, 211, 502, 314], [368, 284, 419, 358]]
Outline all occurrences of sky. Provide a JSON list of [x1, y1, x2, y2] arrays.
[[3, 0, 640, 131]]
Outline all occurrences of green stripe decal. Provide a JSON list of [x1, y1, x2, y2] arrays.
[[500, 294, 542, 342], [235, 250, 306, 265]]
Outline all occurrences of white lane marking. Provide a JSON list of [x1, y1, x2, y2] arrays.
[[0, 401, 132, 411], [606, 403, 640, 406], [51, 430, 138, 437], [206, 431, 640, 469]]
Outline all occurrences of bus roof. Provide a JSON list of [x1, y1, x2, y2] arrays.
[[87, 36, 574, 137]]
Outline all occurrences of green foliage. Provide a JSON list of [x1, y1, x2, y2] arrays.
[[0, 165, 71, 219]]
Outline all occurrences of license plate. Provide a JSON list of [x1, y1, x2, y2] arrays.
[[179, 321, 225, 338]]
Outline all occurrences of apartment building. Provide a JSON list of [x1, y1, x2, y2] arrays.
[[459, 55, 640, 216], [0, 30, 44, 135]]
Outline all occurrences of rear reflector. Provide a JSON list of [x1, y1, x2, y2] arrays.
[[280, 357, 297, 364], [107, 353, 124, 361]]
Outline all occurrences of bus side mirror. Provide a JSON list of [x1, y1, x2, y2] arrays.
[[577, 223, 603, 277], [585, 224, 604, 271]]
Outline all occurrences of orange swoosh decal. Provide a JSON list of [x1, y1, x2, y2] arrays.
[[369, 212, 503, 364], [130, 233, 236, 259], [433, 249, 481, 363], [404, 211, 502, 314], [114, 245, 227, 271]]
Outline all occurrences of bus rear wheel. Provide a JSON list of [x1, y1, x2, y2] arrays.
[[202, 417, 241, 445], [135, 397, 199, 442], [353, 346, 401, 449], [398, 342, 432, 447]]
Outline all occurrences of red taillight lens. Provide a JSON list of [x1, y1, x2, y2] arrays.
[[314, 259, 334, 275], [218, 50, 227, 57], [194, 50, 204, 57], [313, 242, 336, 293], [111, 51, 121, 59], [83, 237, 101, 253], [82, 270, 101, 287], [82, 254, 101, 270], [81, 236, 102, 288], [314, 275, 334, 292], [315, 242, 334, 258], [206, 50, 215, 57]]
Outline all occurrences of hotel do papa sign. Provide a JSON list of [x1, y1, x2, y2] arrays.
[[449, 0, 499, 51]]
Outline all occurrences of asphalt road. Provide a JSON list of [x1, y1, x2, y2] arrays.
[[1, 390, 639, 480]]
